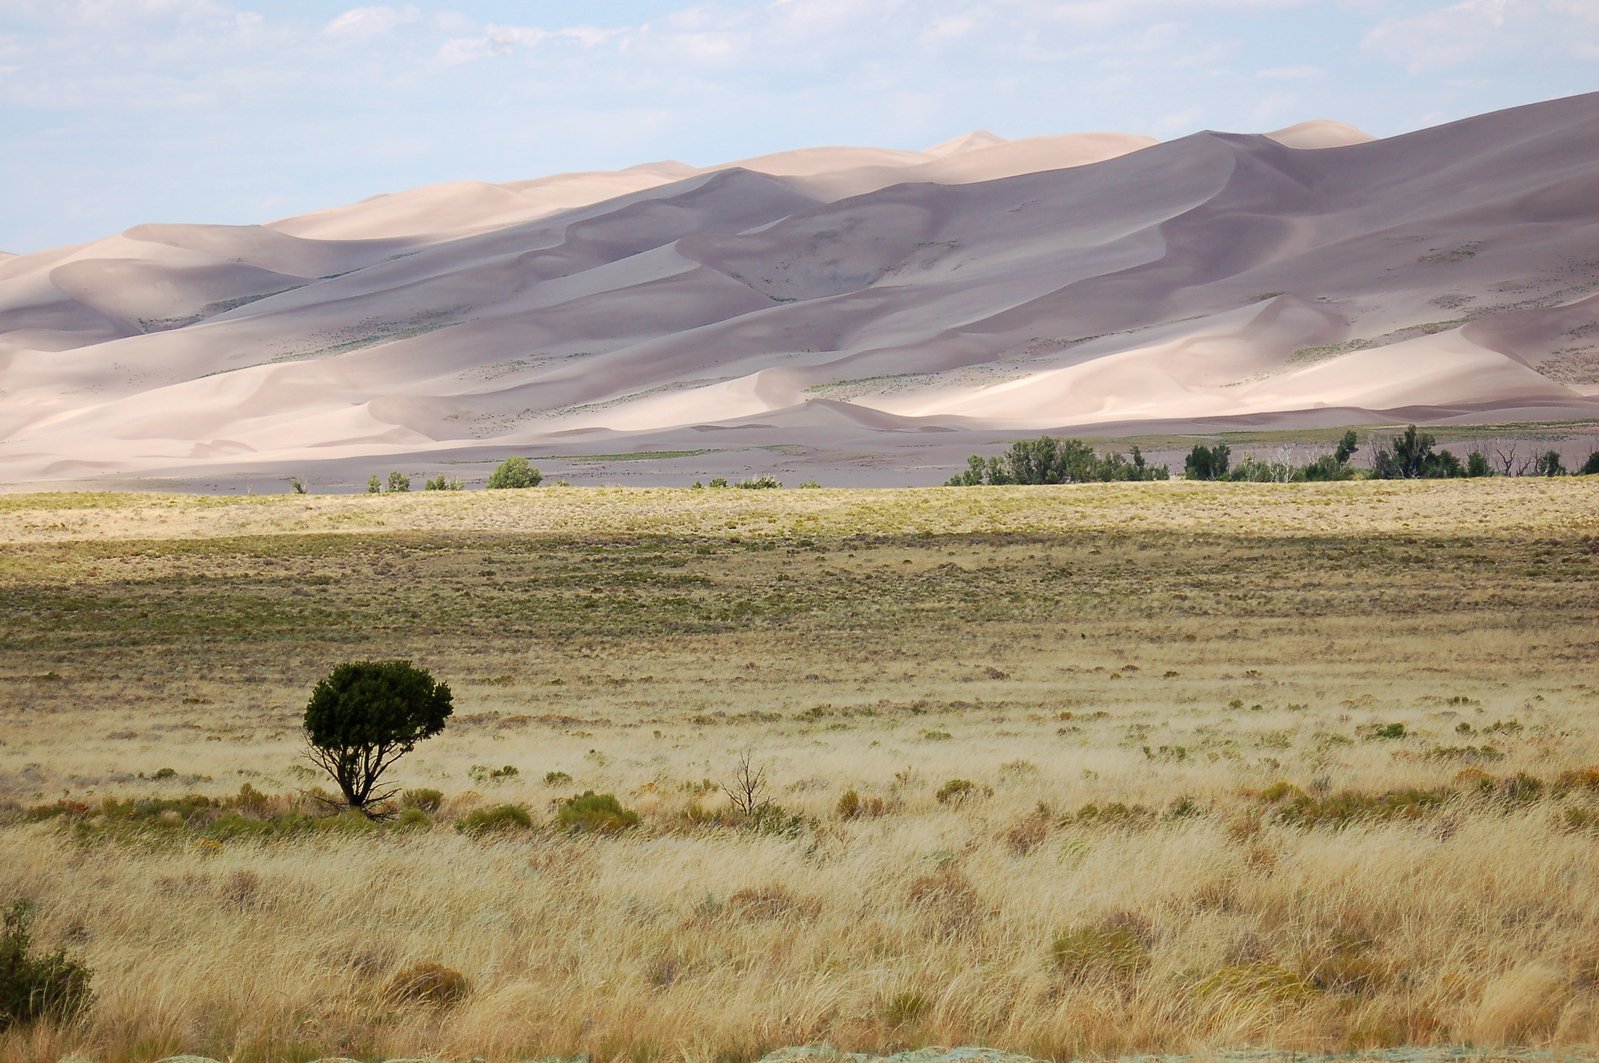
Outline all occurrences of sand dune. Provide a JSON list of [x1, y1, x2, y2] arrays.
[[3, 94, 1598, 487], [1264, 119, 1375, 149]]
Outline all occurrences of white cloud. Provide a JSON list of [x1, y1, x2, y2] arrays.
[[438, 21, 624, 64], [767, 0, 906, 38], [1150, 105, 1204, 138], [1549, 0, 1599, 20], [1361, 0, 1598, 71], [2, 0, 1592, 252], [664, 30, 750, 63], [59, 0, 237, 27], [920, 12, 987, 44], [323, 5, 421, 40], [1250, 91, 1300, 126], [1045, 0, 1311, 26], [1256, 63, 1327, 80]]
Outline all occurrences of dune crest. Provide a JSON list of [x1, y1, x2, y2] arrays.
[[3, 94, 1598, 486], [1264, 119, 1375, 149]]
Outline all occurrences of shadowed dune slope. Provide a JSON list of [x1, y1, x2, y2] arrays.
[[3, 94, 1598, 483]]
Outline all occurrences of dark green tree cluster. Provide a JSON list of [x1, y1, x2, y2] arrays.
[[1180, 428, 1573, 482], [1183, 443, 1232, 481], [947, 436, 1169, 485], [1534, 450, 1567, 477], [1371, 425, 1459, 479], [1302, 431, 1362, 481], [1367, 426, 1506, 479]]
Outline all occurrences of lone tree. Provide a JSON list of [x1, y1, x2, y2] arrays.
[[486, 455, 542, 489], [303, 660, 453, 815]]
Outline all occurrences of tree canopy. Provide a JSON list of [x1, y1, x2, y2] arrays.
[[302, 660, 453, 814], [486, 456, 542, 489], [948, 437, 1168, 485]]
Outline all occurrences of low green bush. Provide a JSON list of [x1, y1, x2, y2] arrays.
[[1270, 786, 1452, 827], [1073, 801, 1156, 828], [401, 788, 444, 813], [882, 989, 930, 1026], [0, 901, 93, 1032], [1194, 962, 1317, 1003], [1423, 744, 1503, 762], [318, 809, 380, 835], [745, 801, 806, 837], [557, 791, 639, 835], [935, 778, 989, 805], [455, 804, 534, 836], [1051, 921, 1149, 980], [393, 807, 432, 831], [469, 764, 519, 784]]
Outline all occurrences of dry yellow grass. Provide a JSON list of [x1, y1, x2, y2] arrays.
[[0, 481, 1596, 1063]]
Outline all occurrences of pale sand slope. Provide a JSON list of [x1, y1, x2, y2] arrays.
[[265, 131, 1152, 243], [2, 93, 1598, 487]]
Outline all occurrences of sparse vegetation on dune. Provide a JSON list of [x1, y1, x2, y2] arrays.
[[0, 481, 1596, 1062]]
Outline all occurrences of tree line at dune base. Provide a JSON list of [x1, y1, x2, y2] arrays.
[[947, 428, 1599, 487]]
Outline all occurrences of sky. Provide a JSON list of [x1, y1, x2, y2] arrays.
[[1, 0, 1596, 253]]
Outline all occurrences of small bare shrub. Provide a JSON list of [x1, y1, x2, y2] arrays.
[[384, 961, 469, 1007], [1004, 806, 1051, 855], [1300, 930, 1384, 994], [721, 752, 767, 817], [906, 867, 980, 931], [726, 885, 811, 921]]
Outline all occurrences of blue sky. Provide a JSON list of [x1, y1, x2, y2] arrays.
[[2, 0, 1595, 253]]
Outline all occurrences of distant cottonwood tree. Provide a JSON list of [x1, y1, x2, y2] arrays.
[[487, 455, 543, 489], [948, 436, 1168, 485], [1370, 425, 1466, 479], [1183, 443, 1231, 481], [1534, 450, 1567, 477], [303, 660, 453, 815]]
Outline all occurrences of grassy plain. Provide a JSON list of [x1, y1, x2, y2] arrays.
[[1, 481, 1597, 1063]]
